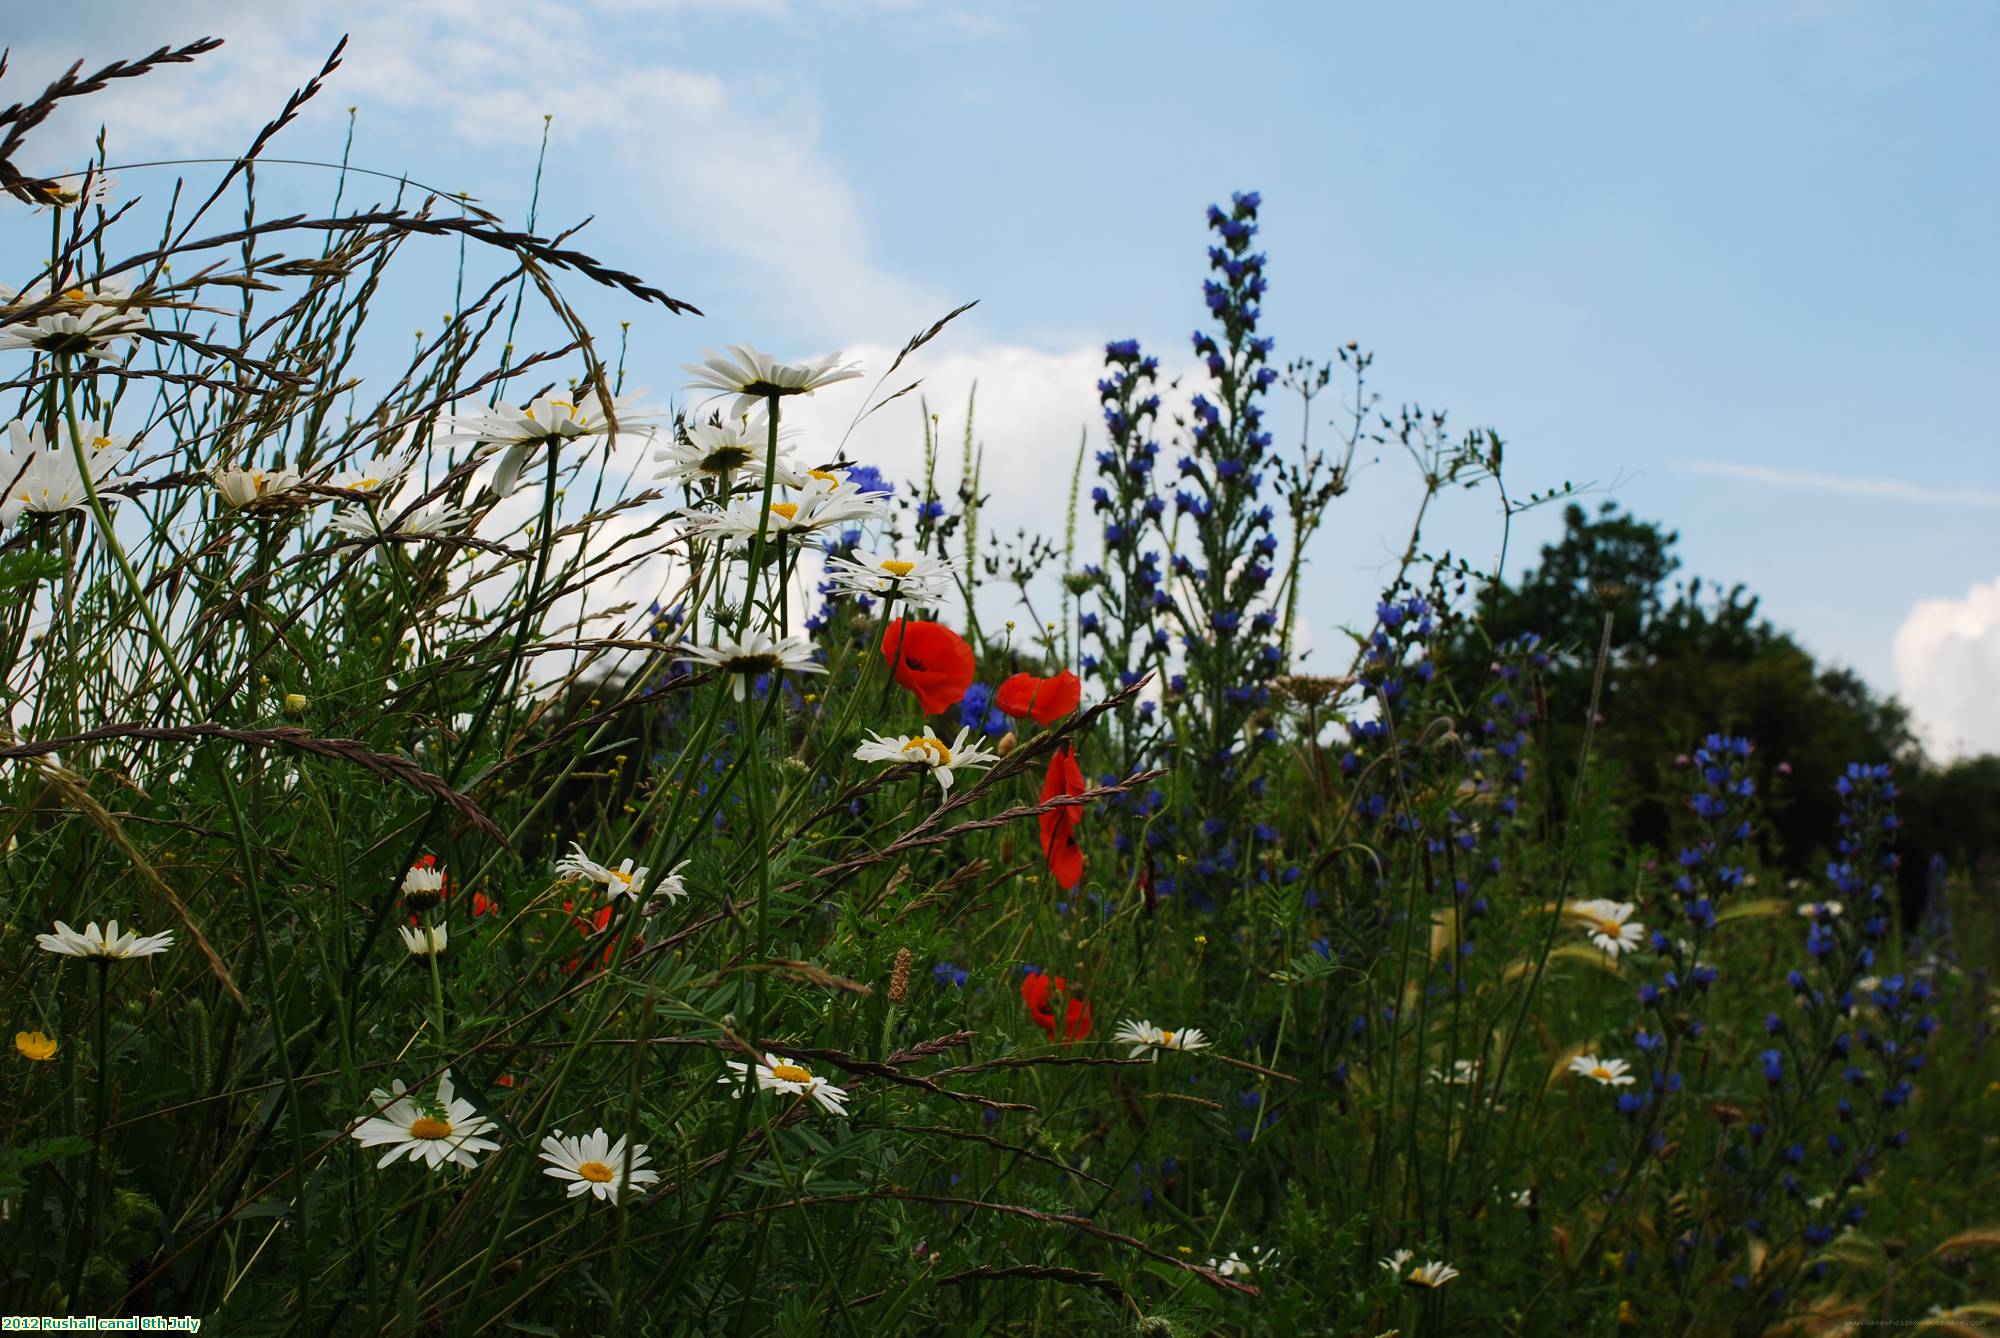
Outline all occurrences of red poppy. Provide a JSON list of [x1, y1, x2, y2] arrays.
[[1021, 970, 1092, 1043], [471, 891, 499, 918], [994, 670, 1081, 725], [1039, 743, 1087, 890], [881, 619, 975, 714]]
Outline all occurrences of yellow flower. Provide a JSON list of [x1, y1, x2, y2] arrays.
[[15, 1030, 57, 1061]]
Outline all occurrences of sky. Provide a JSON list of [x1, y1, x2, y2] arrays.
[[8, 0, 1998, 756]]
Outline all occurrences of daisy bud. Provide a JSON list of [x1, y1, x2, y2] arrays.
[[888, 948, 912, 1004], [282, 691, 309, 717]]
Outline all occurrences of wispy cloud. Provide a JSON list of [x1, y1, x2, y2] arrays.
[[1684, 460, 2000, 510]]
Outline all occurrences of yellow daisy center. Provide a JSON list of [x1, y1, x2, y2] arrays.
[[900, 736, 952, 765], [577, 1160, 616, 1183], [1590, 1065, 1614, 1082], [880, 560, 915, 577], [409, 1117, 453, 1140], [770, 502, 799, 521], [808, 469, 839, 484], [610, 868, 634, 886], [1592, 917, 1622, 936], [1160, 1031, 1176, 1048], [770, 1062, 812, 1084]]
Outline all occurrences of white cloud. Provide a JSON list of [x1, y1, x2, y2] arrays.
[[1684, 460, 2000, 510], [1894, 574, 2000, 760]]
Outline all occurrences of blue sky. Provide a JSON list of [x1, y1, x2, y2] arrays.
[[11, 1, 1999, 753]]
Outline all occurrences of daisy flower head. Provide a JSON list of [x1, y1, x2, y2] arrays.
[[1430, 1058, 1480, 1086], [1208, 1248, 1276, 1279], [36, 919, 174, 961], [640, 860, 692, 916], [539, 1127, 660, 1204], [852, 725, 998, 794], [718, 1051, 850, 1116], [439, 387, 648, 497], [654, 408, 797, 485], [1111, 1018, 1211, 1060], [329, 499, 470, 541], [15, 1030, 58, 1061], [677, 631, 825, 702], [682, 344, 863, 419], [1380, 1249, 1414, 1275], [27, 169, 117, 211], [1796, 900, 1843, 921], [0, 288, 144, 362], [323, 450, 408, 494], [1405, 1259, 1460, 1289], [349, 1070, 500, 1170], [555, 842, 649, 903], [1568, 1054, 1636, 1087], [398, 923, 449, 958], [1567, 898, 1646, 958], [401, 856, 447, 910], [213, 465, 306, 511], [823, 550, 957, 612], [0, 418, 133, 526]]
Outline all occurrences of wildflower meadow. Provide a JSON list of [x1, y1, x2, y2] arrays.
[[3, 36, 1997, 1338]]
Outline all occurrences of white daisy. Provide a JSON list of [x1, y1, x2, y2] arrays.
[[1568, 1054, 1635, 1087], [1796, 900, 1843, 920], [348, 1070, 499, 1170], [676, 631, 825, 702], [1405, 1259, 1460, 1289], [1380, 1249, 1414, 1275], [329, 499, 470, 540], [1429, 1058, 1480, 1086], [639, 860, 692, 916], [539, 1127, 660, 1204], [438, 388, 649, 497], [685, 480, 886, 544], [0, 418, 133, 526], [322, 451, 408, 494], [401, 858, 447, 901], [823, 550, 957, 611], [1566, 898, 1646, 958], [682, 344, 863, 419], [27, 171, 117, 211], [213, 465, 305, 511], [0, 292, 144, 361], [1110, 1018, 1212, 1060], [36, 918, 174, 960], [1207, 1248, 1276, 1278], [852, 726, 999, 794], [554, 842, 650, 903], [398, 923, 449, 957], [654, 409, 798, 485], [718, 1051, 850, 1116]]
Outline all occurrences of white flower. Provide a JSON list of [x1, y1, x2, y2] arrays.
[[640, 860, 692, 915], [1110, 1018, 1212, 1060], [685, 479, 887, 544], [213, 465, 305, 510], [555, 842, 649, 903], [329, 499, 470, 540], [28, 171, 117, 211], [36, 918, 174, 960], [398, 923, 449, 957], [1207, 1248, 1276, 1278], [1511, 1186, 1534, 1208], [0, 418, 133, 525], [1567, 898, 1646, 958], [401, 859, 447, 900], [1379, 1249, 1414, 1275], [539, 1127, 660, 1204], [323, 451, 408, 494], [1796, 900, 1844, 920], [682, 344, 863, 419], [0, 281, 144, 360], [1429, 1058, 1480, 1086], [348, 1070, 499, 1170], [654, 409, 798, 485], [1404, 1259, 1460, 1289], [853, 726, 998, 794], [718, 1051, 850, 1116], [438, 388, 649, 497], [823, 550, 957, 611], [1568, 1054, 1635, 1087], [677, 631, 825, 702]]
